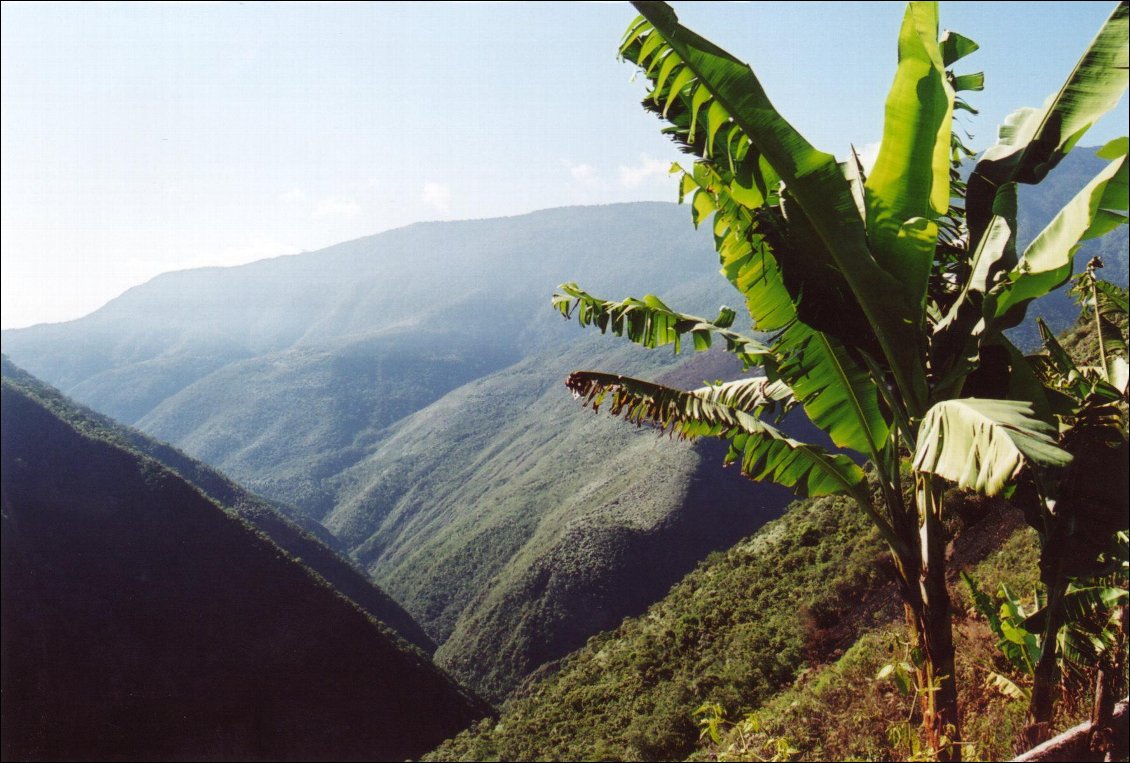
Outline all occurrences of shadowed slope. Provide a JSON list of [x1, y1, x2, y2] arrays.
[[1, 372, 487, 761], [0, 356, 434, 654]]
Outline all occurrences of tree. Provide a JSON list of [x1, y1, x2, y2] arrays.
[[553, 2, 1128, 758], [1017, 265, 1129, 744]]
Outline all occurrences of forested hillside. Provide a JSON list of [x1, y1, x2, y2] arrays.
[[0, 356, 434, 654], [1, 366, 488, 761]]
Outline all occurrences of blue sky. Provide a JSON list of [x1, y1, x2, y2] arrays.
[[2, 1, 1126, 328]]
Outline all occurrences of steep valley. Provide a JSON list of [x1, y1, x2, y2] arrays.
[[3, 172, 1125, 706]]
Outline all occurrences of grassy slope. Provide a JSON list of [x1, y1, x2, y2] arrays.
[[330, 338, 797, 703], [424, 491, 1063, 762], [0, 356, 435, 655], [424, 493, 892, 762], [701, 509, 1044, 763], [135, 334, 521, 517], [1, 377, 489, 761]]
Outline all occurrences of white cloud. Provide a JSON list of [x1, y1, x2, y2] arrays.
[[420, 182, 452, 214], [570, 163, 599, 185], [280, 187, 306, 203], [312, 196, 360, 219], [618, 153, 670, 188]]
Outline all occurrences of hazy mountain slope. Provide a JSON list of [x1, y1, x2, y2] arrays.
[[135, 334, 521, 517], [2, 163, 1122, 708], [0, 356, 434, 654], [2, 204, 716, 475], [1, 376, 488, 762], [326, 338, 799, 702]]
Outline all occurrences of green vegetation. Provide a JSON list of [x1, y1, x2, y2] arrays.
[[425, 493, 890, 762], [425, 489, 1062, 761], [336, 336, 797, 702], [1, 365, 488, 761], [555, 2, 1127, 755], [0, 355, 435, 655]]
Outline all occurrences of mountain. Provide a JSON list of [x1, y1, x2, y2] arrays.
[[4, 202, 791, 702], [328, 340, 799, 701], [3, 163, 1124, 703], [0, 355, 434, 655], [2, 203, 720, 517], [1, 365, 487, 761]]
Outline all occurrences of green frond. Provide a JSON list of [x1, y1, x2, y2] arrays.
[[564, 370, 865, 499], [627, 0, 930, 414], [987, 147, 1129, 330], [966, 1, 1129, 248], [553, 283, 769, 366]]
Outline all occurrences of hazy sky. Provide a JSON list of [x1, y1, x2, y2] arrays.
[[2, 1, 1127, 329]]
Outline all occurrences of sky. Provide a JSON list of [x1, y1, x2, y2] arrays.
[[2, 1, 1127, 329]]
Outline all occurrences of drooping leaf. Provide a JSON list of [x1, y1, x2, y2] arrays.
[[689, 376, 797, 419], [913, 398, 1073, 495], [987, 672, 1031, 701], [564, 370, 866, 499]]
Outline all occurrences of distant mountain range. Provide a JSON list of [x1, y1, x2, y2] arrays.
[[1, 361, 487, 761], [3, 151, 1125, 703]]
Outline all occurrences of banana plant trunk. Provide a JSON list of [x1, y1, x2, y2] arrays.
[[913, 473, 963, 761], [1023, 560, 1068, 747]]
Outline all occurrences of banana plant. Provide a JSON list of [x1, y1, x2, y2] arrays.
[[962, 569, 1128, 711], [1015, 270, 1129, 744], [554, 2, 1128, 758]]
